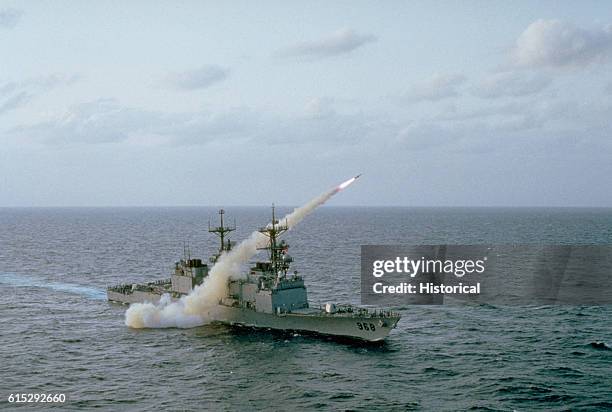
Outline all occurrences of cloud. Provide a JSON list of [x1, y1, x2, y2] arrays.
[[10, 99, 259, 146], [0, 92, 31, 115], [10, 96, 384, 148], [275, 28, 376, 59], [9, 86, 611, 160], [165, 65, 229, 90], [0, 74, 79, 116], [474, 71, 551, 98], [0, 81, 18, 96], [269, 110, 383, 146], [396, 114, 532, 152], [401, 73, 466, 103], [34, 73, 80, 88], [397, 92, 612, 156], [513, 19, 612, 68], [0, 8, 23, 29], [13, 99, 150, 144]]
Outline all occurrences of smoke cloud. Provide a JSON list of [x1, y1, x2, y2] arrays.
[[125, 176, 358, 328]]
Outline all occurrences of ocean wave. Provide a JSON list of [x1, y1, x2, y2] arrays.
[[587, 341, 611, 351]]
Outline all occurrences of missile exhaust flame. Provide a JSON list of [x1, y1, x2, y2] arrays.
[[124, 175, 360, 329], [336, 174, 360, 191]]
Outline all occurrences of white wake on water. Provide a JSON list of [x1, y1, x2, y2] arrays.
[[125, 176, 358, 329], [0, 272, 106, 300]]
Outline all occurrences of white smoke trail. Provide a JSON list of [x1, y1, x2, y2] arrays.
[[125, 176, 358, 329]]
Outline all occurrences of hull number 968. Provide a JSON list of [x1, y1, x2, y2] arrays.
[[356, 322, 376, 331]]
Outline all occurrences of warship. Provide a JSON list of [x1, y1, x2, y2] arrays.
[[109, 206, 401, 341]]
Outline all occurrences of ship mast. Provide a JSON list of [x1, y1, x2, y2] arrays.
[[258, 204, 289, 280], [208, 209, 236, 263]]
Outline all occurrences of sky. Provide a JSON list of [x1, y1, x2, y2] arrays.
[[1, 0, 611, 207]]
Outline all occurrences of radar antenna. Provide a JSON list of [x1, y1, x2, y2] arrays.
[[209, 209, 236, 263], [258, 204, 290, 280]]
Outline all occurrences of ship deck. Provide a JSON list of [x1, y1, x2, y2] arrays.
[[290, 306, 399, 319]]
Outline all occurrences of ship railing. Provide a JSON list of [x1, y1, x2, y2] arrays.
[[107, 283, 134, 294], [311, 302, 399, 318], [107, 278, 172, 294]]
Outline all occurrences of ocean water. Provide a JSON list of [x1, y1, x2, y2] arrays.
[[1, 207, 611, 411]]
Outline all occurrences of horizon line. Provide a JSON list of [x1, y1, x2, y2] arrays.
[[1, 205, 612, 209]]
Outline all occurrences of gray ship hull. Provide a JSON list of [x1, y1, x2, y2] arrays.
[[206, 304, 400, 342], [108, 291, 399, 341]]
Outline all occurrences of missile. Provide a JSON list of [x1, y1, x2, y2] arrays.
[[337, 174, 361, 190]]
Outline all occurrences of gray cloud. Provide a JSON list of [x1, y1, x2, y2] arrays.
[[514, 19, 612, 68], [268, 111, 383, 146], [10, 99, 258, 146], [0, 81, 18, 95], [10, 97, 384, 148], [34, 73, 80, 89], [402, 73, 466, 103], [397, 94, 612, 155], [0, 8, 22, 29], [275, 28, 376, 59], [10, 87, 612, 163], [0, 74, 79, 116], [0, 92, 31, 115], [165, 65, 229, 90], [13, 99, 150, 144], [474, 71, 551, 99]]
